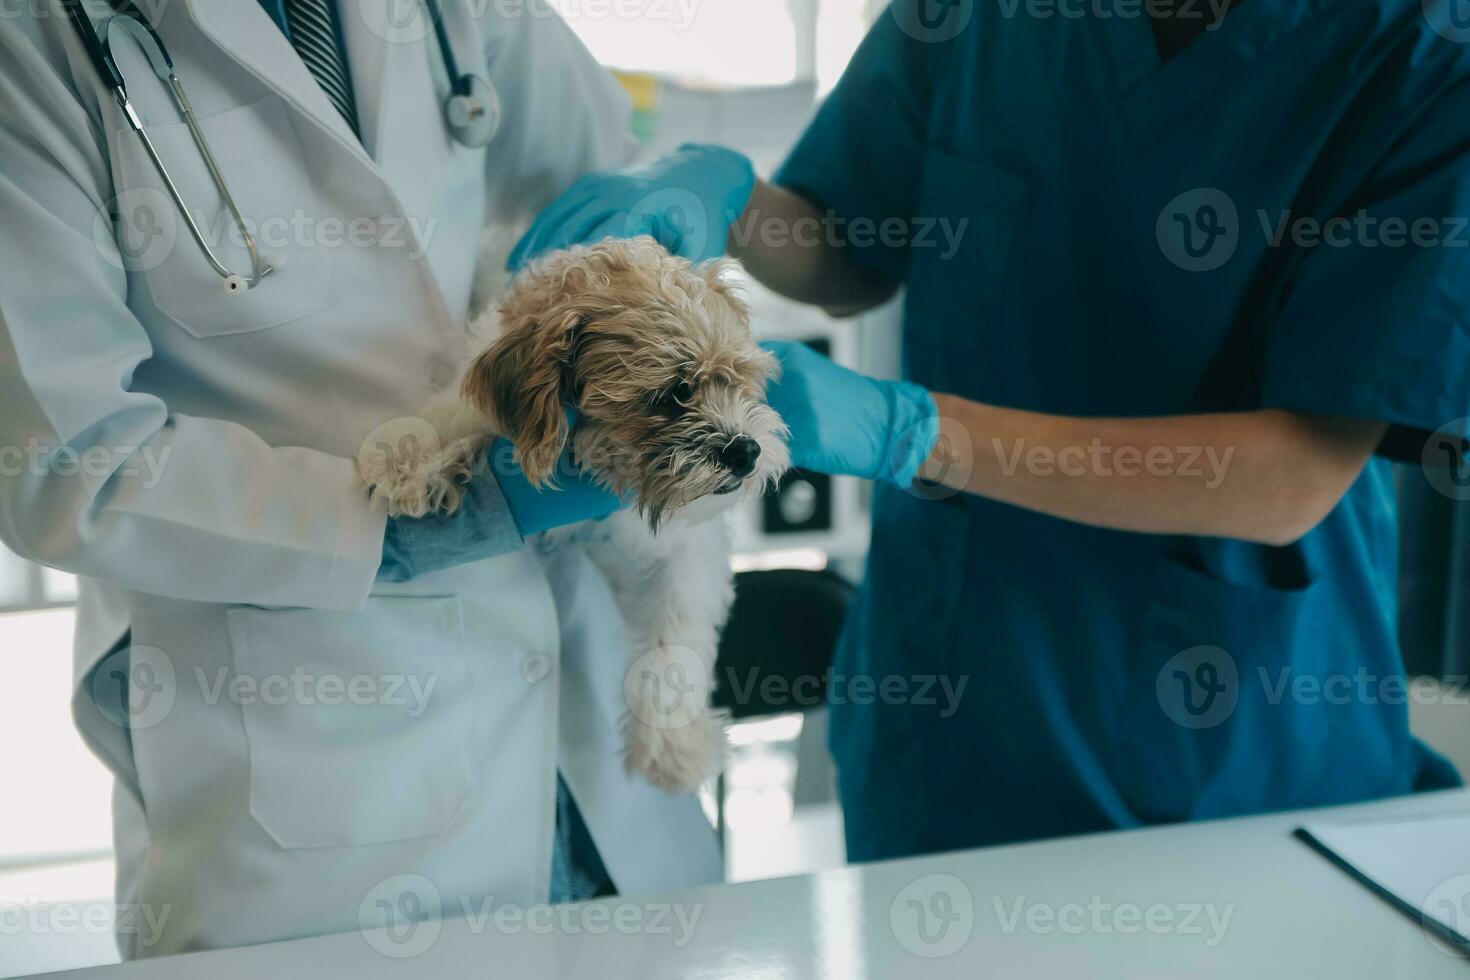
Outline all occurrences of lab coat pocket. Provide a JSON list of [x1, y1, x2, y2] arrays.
[[108, 96, 334, 338], [1114, 550, 1321, 824], [226, 597, 476, 849], [906, 148, 1032, 355]]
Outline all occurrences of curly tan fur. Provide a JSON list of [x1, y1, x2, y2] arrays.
[[359, 234, 791, 793], [463, 237, 787, 529]]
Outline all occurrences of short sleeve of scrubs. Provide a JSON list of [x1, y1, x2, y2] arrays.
[[773, 5, 945, 283], [1258, 81, 1470, 447]]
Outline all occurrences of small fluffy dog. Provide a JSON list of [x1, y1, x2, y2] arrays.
[[359, 234, 788, 792]]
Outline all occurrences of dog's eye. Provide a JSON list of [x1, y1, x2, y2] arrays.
[[653, 380, 695, 411]]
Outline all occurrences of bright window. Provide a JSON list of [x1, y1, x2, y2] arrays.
[[0, 608, 113, 867], [549, 0, 805, 86], [548, 0, 878, 92]]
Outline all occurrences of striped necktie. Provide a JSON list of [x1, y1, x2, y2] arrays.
[[282, 0, 360, 136]]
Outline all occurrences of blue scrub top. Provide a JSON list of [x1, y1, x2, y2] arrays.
[[777, 0, 1468, 861]]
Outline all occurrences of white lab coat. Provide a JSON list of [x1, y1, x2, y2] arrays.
[[0, 0, 720, 957]]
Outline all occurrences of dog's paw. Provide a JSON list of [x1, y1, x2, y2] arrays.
[[358, 442, 470, 519], [622, 708, 729, 794]]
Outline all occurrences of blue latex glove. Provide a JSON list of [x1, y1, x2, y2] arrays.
[[508, 143, 756, 269], [379, 439, 622, 582], [762, 340, 939, 489]]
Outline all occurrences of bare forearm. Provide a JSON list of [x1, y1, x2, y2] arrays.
[[727, 180, 897, 316], [921, 396, 1386, 545]]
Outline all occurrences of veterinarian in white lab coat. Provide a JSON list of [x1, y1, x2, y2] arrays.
[[0, 0, 719, 957]]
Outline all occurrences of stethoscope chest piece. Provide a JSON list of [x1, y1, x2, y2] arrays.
[[445, 73, 500, 149]]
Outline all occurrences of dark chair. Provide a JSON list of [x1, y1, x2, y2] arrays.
[[713, 568, 855, 719], [712, 568, 854, 843]]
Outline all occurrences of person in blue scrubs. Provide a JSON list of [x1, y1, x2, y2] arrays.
[[515, 0, 1469, 860]]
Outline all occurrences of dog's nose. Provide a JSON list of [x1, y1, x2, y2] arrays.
[[719, 436, 761, 478]]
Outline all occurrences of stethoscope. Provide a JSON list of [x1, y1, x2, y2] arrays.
[[424, 0, 502, 149], [64, 0, 501, 295]]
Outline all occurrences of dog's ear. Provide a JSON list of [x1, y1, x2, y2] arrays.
[[461, 309, 581, 487]]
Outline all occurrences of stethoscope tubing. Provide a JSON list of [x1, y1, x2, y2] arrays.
[[68, 0, 275, 291], [67, 0, 494, 295], [425, 0, 469, 97]]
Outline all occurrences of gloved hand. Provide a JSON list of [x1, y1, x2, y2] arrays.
[[761, 340, 939, 489], [379, 439, 622, 582], [508, 143, 756, 269], [492, 439, 624, 535]]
